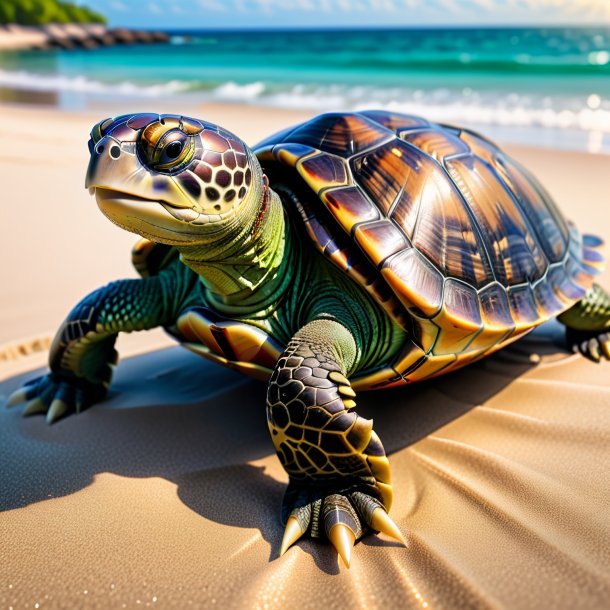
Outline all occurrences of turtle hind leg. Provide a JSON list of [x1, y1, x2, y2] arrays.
[[267, 319, 405, 567], [558, 283, 610, 362]]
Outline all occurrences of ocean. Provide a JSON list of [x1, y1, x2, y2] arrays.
[[1, 26, 609, 152]]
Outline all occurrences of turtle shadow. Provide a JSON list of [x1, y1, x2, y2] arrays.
[[358, 320, 571, 453], [175, 464, 343, 574], [0, 322, 570, 570]]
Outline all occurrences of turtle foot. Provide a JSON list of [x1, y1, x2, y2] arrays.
[[566, 328, 610, 363], [279, 488, 406, 568], [6, 373, 107, 424]]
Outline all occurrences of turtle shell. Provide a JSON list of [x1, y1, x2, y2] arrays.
[[255, 111, 604, 385]]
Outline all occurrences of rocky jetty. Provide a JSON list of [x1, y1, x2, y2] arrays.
[[0, 23, 169, 51]]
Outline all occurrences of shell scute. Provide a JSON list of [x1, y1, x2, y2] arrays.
[[404, 352, 457, 382], [391, 341, 427, 377], [494, 155, 569, 263], [440, 279, 482, 327], [274, 142, 316, 165], [431, 279, 482, 355], [298, 153, 349, 193], [351, 137, 494, 287], [323, 187, 380, 235], [381, 248, 443, 318], [470, 282, 516, 352], [359, 109, 430, 133], [507, 284, 541, 327], [479, 282, 515, 328], [354, 219, 409, 267], [551, 263, 587, 302], [445, 154, 548, 285], [284, 112, 393, 158], [459, 129, 569, 264], [401, 128, 470, 161], [583, 234, 605, 249], [405, 157, 494, 287], [533, 277, 568, 318], [350, 138, 417, 215]]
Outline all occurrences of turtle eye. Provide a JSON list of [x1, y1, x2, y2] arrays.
[[164, 140, 183, 161], [139, 128, 194, 174]]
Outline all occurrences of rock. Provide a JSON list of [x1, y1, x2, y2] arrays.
[[0, 24, 170, 51]]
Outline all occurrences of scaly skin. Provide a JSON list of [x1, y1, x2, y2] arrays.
[[7, 112, 609, 567], [558, 283, 610, 361], [9, 259, 198, 422]]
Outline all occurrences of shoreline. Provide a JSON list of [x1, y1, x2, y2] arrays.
[[0, 79, 608, 155]]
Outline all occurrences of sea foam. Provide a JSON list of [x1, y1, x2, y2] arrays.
[[0, 69, 608, 151]]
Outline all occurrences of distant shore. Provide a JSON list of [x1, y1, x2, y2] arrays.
[[0, 23, 169, 51]]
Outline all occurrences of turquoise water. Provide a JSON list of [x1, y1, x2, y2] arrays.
[[1, 27, 609, 151]]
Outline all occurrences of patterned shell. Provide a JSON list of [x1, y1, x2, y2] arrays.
[[255, 111, 604, 383]]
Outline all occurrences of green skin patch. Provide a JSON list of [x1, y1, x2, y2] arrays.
[[8, 111, 610, 564]]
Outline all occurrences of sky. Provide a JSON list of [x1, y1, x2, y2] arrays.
[[99, 0, 610, 29]]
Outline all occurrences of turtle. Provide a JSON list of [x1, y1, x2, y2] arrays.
[[8, 110, 610, 568]]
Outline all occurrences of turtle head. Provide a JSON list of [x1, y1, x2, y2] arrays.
[[85, 113, 261, 245]]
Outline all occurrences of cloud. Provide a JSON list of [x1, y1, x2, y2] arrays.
[[469, 0, 495, 9], [337, 0, 367, 9], [369, 0, 398, 10], [109, 0, 129, 11], [432, 0, 460, 13], [296, 0, 317, 10], [103, 0, 610, 24], [198, 0, 227, 11], [505, 0, 610, 15]]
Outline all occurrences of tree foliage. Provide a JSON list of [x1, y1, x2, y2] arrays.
[[0, 0, 107, 25]]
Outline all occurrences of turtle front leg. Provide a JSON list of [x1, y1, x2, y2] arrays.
[[558, 283, 610, 362], [6, 274, 178, 423], [267, 319, 404, 567]]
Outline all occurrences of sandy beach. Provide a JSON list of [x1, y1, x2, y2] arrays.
[[1, 102, 610, 609]]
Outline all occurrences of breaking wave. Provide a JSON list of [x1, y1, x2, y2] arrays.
[[2, 69, 608, 134], [1, 69, 609, 152], [0, 69, 191, 97]]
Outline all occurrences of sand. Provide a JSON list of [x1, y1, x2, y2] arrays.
[[1, 102, 609, 609]]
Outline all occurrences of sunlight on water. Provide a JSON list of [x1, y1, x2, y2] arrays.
[[0, 26, 609, 152]]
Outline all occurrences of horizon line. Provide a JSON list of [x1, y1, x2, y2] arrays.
[[153, 23, 610, 32]]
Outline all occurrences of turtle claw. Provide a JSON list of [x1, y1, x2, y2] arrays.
[[23, 398, 48, 416], [580, 335, 610, 362], [600, 333, 610, 359], [567, 329, 610, 363], [327, 523, 355, 568], [322, 494, 362, 568], [6, 387, 31, 408], [578, 337, 601, 362], [278, 488, 404, 566], [46, 399, 68, 424], [6, 373, 107, 423], [370, 506, 407, 547], [350, 490, 407, 546], [279, 516, 305, 557]]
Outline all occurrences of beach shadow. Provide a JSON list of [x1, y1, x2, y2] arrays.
[[0, 321, 570, 571]]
